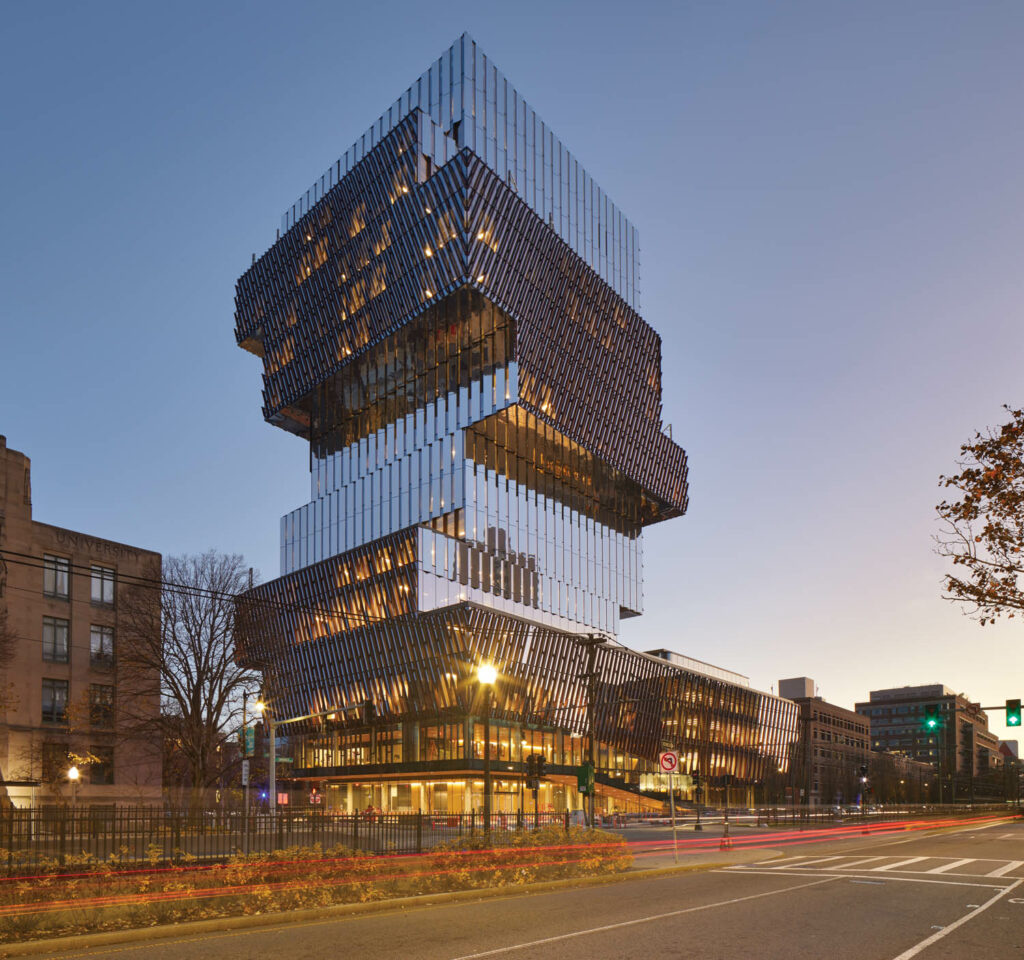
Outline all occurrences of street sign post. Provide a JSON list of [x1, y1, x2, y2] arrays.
[[659, 751, 680, 863], [577, 762, 594, 795], [244, 725, 255, 757]]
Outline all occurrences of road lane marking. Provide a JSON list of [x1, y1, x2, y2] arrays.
[[721, 869, 1004, 889], [925, 858, 975, 874], [986, 860, 1024, 877], [836, 856, 884, 870], [873, 857, 928, 872], [771, 856, 843, 868], [889, 878, 1022, 960], [446, 875, 841, 960]]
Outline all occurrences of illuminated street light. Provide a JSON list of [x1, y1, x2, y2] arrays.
[[477, 664, 497, 835], [67, 764, 80, 810]]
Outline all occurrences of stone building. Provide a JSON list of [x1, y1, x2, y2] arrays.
[[0, 436, 162, 807], [779, 677, 871, 805]]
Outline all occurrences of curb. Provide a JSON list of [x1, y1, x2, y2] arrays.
[[0, 850, 781, 957]]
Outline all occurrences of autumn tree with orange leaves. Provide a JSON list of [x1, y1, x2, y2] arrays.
[[936, 406, 1024, 625]]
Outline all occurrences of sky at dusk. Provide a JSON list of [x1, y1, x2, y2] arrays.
[[2, 1, 1022, 741]]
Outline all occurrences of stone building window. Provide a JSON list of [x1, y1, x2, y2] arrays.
[[43, 555, 70, 599], [90, 565, 115, 606], [41, 678, 68, 723], [42, 616, 69, 663], [89, 684, 114, 727], [89, 746, 114, 785], [90, 625, 115, 667]]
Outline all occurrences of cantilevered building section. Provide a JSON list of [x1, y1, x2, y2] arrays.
[[235, 34, 797, 813]]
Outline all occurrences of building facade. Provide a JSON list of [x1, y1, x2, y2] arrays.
[[777, 679, 936, 806], [856, 685, 1003, 802], [0, 437, 162, 807], [779, 677, 871, 806], [235, 34, 798, 815]]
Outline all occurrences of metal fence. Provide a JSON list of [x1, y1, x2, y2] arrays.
[[0, 807, 573, 877]]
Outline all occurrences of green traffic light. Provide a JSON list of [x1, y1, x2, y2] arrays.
[[1007, 698, 1022, 727], [926, 718, 937, 729]]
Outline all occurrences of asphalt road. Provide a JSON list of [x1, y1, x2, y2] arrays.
[[26, 818, 1024, 960]]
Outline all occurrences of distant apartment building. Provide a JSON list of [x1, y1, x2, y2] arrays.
[[855, 685, 1002, 801], [0, 436, 162, 807], [779, 677, 871, 805]]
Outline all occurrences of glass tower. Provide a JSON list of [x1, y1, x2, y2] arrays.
[[235, 34, 796, 812]]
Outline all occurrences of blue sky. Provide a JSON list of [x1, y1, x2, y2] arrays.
[[2, 1, 1022, 740]]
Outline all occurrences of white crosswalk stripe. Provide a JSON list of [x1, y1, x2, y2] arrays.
[[872, 857, 928, 872], [835, 856, 885, 870], [986, 860, 1024, 878], [777, 856, 844, 868], [926, 858, 975, 874], [741, 855, 1024, 881]]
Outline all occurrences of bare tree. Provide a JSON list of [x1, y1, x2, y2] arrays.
[[936, 405, 1024, 625], [119, 551, 258, 798], [0, 609, 13, 673], [0, 604, 15, 810]]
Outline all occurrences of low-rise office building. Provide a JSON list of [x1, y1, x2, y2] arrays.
[[779, 677, 870, 806], [856, 684, 1003, 802], [0, 437, 162, 807]]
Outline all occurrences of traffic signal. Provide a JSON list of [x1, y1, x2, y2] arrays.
[[526, 754, 538, 778], [692, 772, 702, 788], [858, 765, 868, 782], [536, 754, 547, 778], [924, 705, 940, 732], [1007, 699, 1022, 727]]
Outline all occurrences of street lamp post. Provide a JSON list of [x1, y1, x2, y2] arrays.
[[242, 691, 257, 853], [253, 697, 272, 816], [67, 765, 80, 811], [258, 697, 365, 823], [477, 663, 497, 837]]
